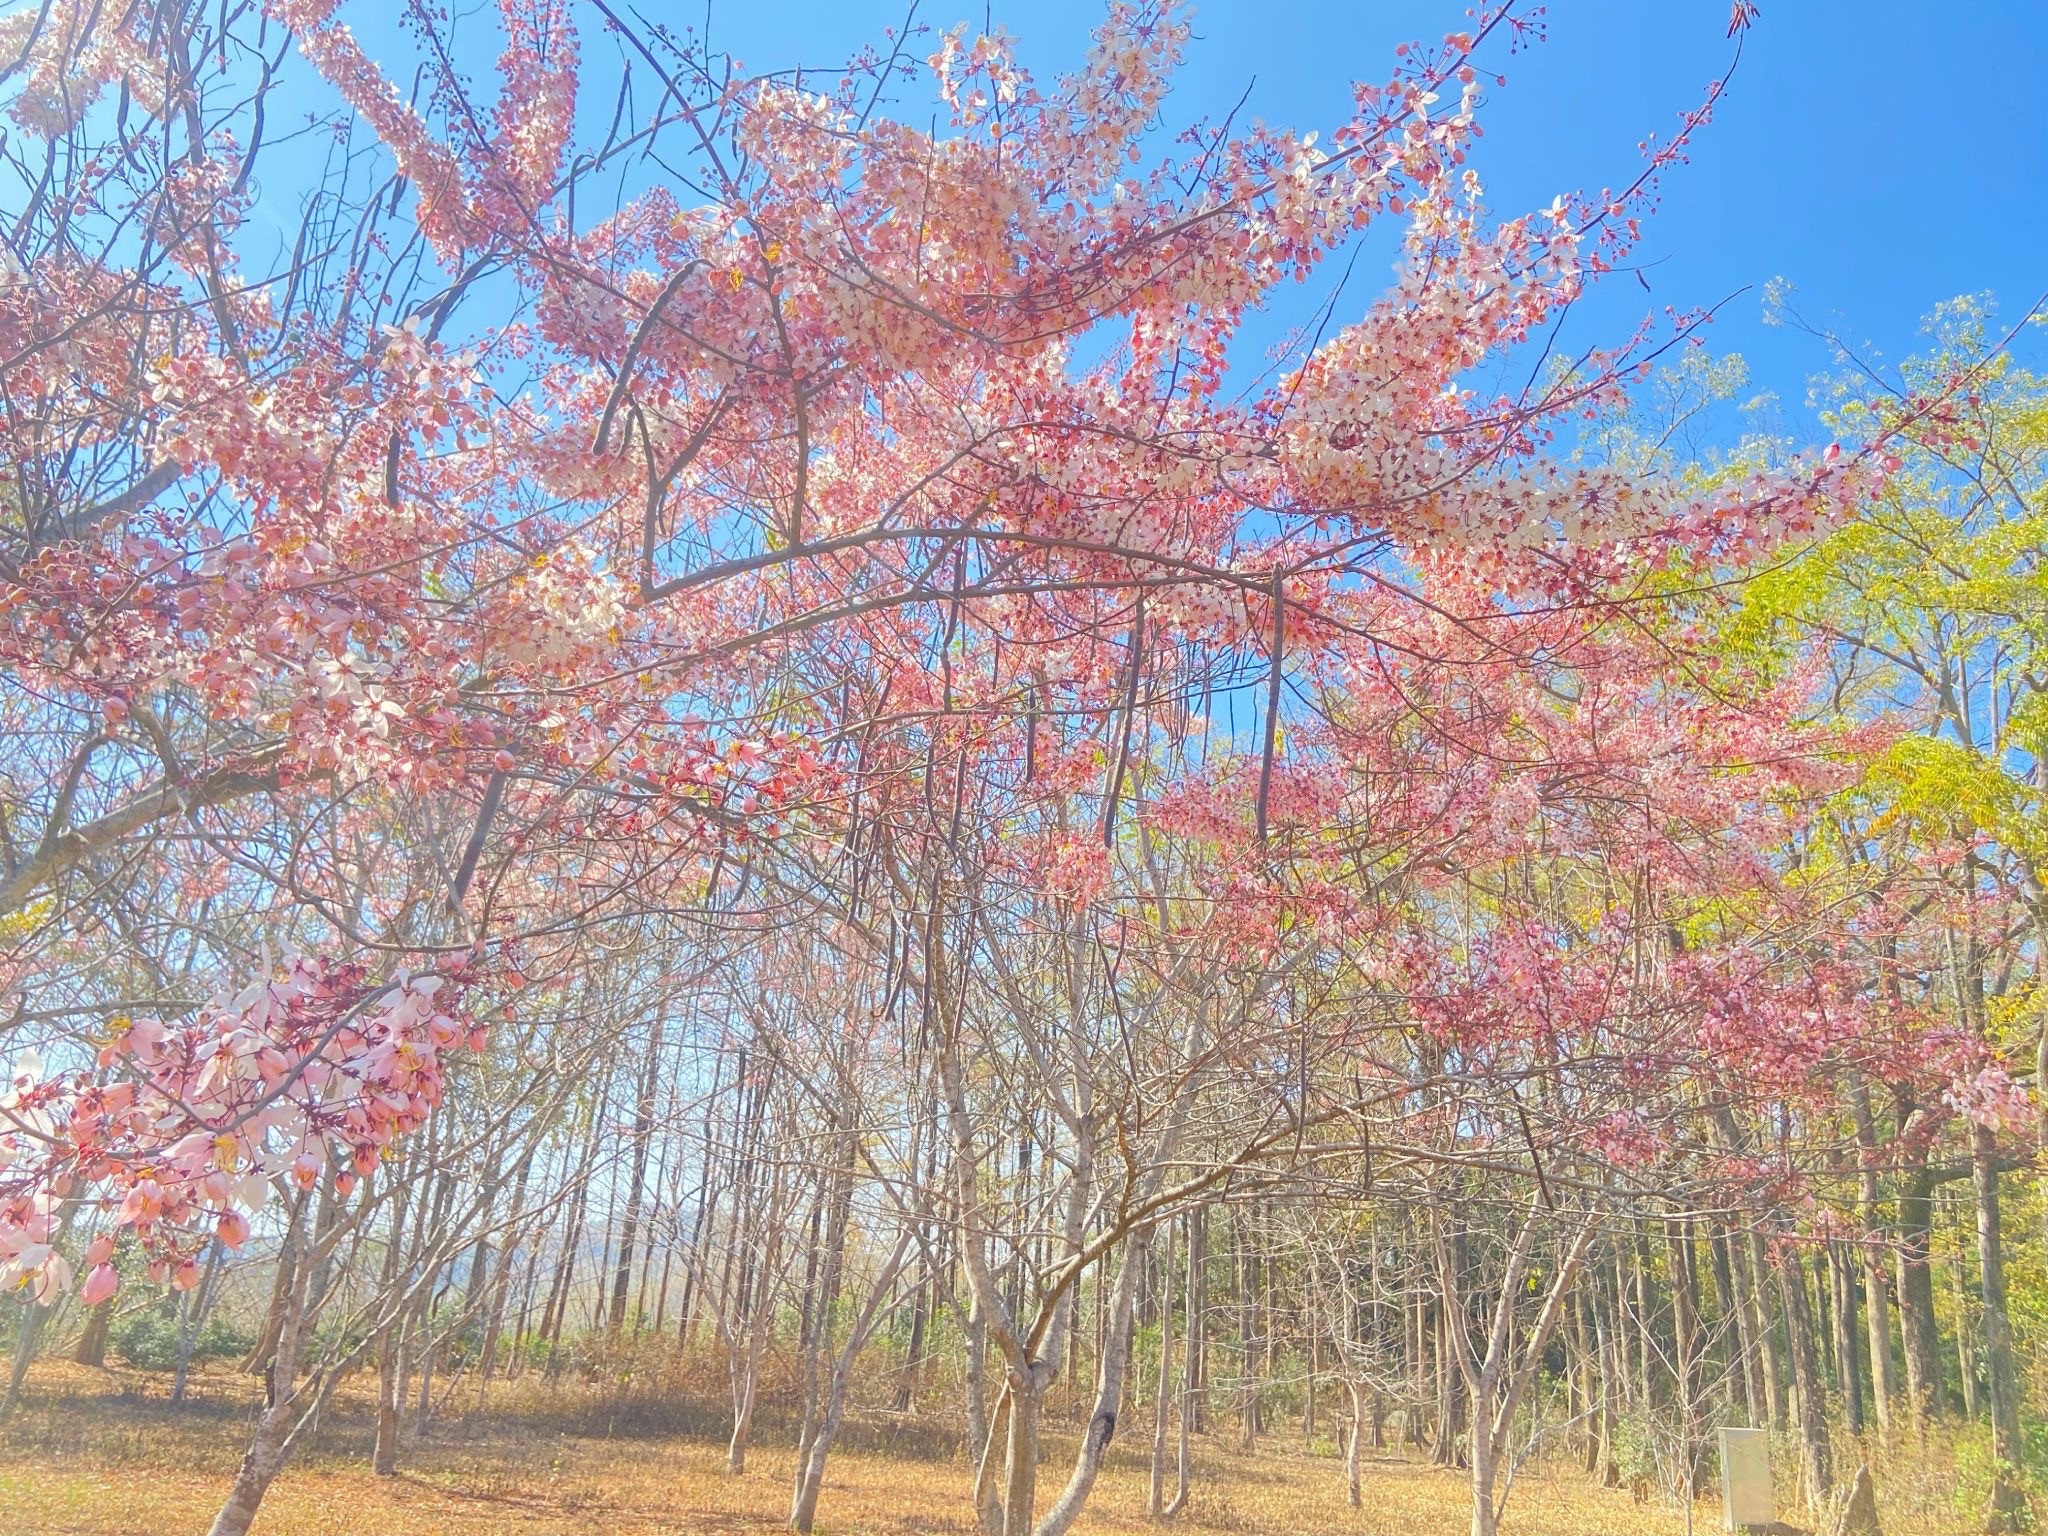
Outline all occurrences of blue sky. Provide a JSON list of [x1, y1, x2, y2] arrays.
[[674, 0, 2046, 421]]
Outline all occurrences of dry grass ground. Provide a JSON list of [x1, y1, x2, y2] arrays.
[[0, 1361, 1979, 1536]]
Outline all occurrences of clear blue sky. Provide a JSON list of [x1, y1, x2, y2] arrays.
[[676, 0, 2046, 421]]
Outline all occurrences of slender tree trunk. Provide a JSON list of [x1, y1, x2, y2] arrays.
[[1828, 1239, 1864, 1436], [1303, 1314, 1317, 1444], [1468, 1411, 1501, 1536], [1744, 1227, 1789, 1427], [1974, 1124, 2027, 1532], [1570, 1286, 1601, 1473], [510, 1225, 545, 1375], [1458, 1219, 1596, 1536], [1777, 1246, 1832, 1510], [206, 1197, 315, 1536], [1632, 1230, 1661, 1410], [966, 1295, 993, 1465], [1035, 1232, 1148, 1536], [1847, 1076, 1898, 1440], [1710, 1226, 1762, 1428], [476, 1150, 533, 1407], [1235, 1211, 1259, 1450], [1149, 1222, 1174, 1519], [1951, 1206, 1982, 1423], [787, 1357, 854, 1533], [609, 1016, 665, 1332], [372, 1176, 415, 1475], [897, 1273, 929, 1414], [372, 1327, 404, 1478], [1166, 1208, 1201, 1519], [788, 1231, 915, 1534], [2, 1302, 48, 1418], [1187, 1207, 1207, 1436], [728, 1240, 777, 1474], [1667, 1219, 1705, 1497], [1897, 1157, 1942, 1423], [1345, 1381, 1365, 1508], [1594, 1308, 1620, 1487], [543, 1124, 599, 1371], [412, 1274, 442, 1434], [1609, 1249, 1636, 1409], [793, 1117, 856, 1514]]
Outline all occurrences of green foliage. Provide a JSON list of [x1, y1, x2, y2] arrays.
[[1952, 1418, 2048, 1523], [1603, 1409, 1659, 1490], [112, 1308, 253, 1372], [1863, 734, 2036, 845]]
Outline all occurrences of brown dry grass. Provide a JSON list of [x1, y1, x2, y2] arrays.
[[0, 1360, 1976, 1536]]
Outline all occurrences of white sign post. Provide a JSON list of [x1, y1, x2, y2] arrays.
[[1719, 1427, 1774, 1532]]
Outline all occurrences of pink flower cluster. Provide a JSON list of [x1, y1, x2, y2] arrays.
[[1944, 1064, 2034, 1134], [0, 960, 480, 1304]]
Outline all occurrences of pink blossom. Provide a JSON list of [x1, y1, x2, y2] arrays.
[[81, 1263, 119, 1307]]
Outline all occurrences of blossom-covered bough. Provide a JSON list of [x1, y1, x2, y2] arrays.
[[1, 963, 476, 1303]]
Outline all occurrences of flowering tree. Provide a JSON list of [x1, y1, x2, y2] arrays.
[[0, 2, 1938, 1535]]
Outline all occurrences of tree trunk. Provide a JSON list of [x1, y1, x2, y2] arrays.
[[2, 1302, 47, 1417], [787, 1228, 913, 1534], [1777, 1247, 1832, 1510], [1235, 1211, 1259, 1450], [475, 1150, 533, 1407], [1632, 1230, 1663, 1410], [1166, 1208, 1201, 1519], [1468, 1410, 1500, 1536], [206, 1196, 314, 1536], [1828, 1239, 1864, 1436], [373, 1339, 403, 1479], [372, 1176, 414, 1475], [1002, 1373, 1043, 1536], [609, 1016, 665, 1332], [1847, 1076, 1899, 1440], [1148, 1222, 1174, 1519], [1711, 1226, 1763, 1427], [728, 1237, 776, 1474], [1745, 1227, 1790, 1427], [1610, 1248, 1636, 1409], [206, 1414, 290, 1536], [1954, 1233, 1982, 1421], [1570, 1286, 1601, 1473], [1185, 1206, 1206, 1436], [966, 1296, 992, 1465], [788, 1360, 855, 1533], [1594, 1307, 1621, 1487], [1035, 1232, 1147, 1536], [1974, 1124, 2027, 1532], [1303, 1319, 1317, 1444], [1345, 1381, 1365, 1508], [793, 1120, 856, 1514], [896, 1272, 928, 1415], [73, 1300, 112, 1368], [1896, 1157, 1942, 1422], [1667, 1220, 1705, 1497]]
